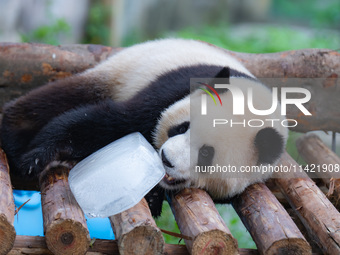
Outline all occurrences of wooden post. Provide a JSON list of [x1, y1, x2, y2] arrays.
[[232, 182, 311, 255], [109, 198, 164, 255], [167, 188, 238, 255], [0, 149, 16, 255], [296, 133, 340, 208], [275, 152, 340, 255], [40, 163, 90, 255]]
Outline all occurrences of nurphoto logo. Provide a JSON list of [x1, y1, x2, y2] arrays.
[[197, 79, 312, 128]]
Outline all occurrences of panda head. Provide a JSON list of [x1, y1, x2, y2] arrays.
[[153, 73, 288, 199]]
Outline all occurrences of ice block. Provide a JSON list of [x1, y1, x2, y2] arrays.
[[68, 132, 165, 218]]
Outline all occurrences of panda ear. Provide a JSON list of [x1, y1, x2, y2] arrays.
[[215, 67, 230, 78], [254, 127, 284, 165]]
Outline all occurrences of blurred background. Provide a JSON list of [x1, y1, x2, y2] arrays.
[[1, 0, 339, 249]]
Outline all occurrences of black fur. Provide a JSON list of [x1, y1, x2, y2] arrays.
[[1, 75, 111, 168], [197, 145, 215, 168], [167, 121, 190, 138], [1, 64, 231, 217], [2, 64, 230, 177], [254, 127, 284, 165]]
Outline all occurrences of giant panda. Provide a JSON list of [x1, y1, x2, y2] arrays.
[[0, 38, 287, 216]]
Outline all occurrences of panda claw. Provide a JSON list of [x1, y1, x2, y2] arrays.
[[28, 166, 33, 175]]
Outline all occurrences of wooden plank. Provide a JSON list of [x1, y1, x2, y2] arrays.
[[275, 152, 340, 255], [296, 133, 340, 208], [232, 182, 311, 255], [109, 198, 164, 255], [0, 149, 16, 254], [39, 163, 90, 255], [167, 188, 238, 255]]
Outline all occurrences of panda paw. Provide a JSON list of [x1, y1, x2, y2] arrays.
[[19, 147, 54, 178], [20, 144, 74, 178]]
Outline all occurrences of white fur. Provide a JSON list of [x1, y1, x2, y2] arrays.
[[84, 38, 288, 199], [84, 38, 253, 101], [157, 77, 288, 198]]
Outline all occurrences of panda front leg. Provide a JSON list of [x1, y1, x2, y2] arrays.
[[19, 99, 139, 179]]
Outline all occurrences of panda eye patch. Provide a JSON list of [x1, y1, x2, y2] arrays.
[[168, 121, 190, 138], [197, 145, 215, 167]]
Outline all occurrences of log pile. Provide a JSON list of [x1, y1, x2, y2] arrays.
[[0, 43, 339, 254], [275, 152, 340, 255]]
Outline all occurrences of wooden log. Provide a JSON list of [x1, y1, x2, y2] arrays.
[[0, 43, 120, 104], [109, 198, 164, 255], [0, 149, 16, 255], [1, 43, 339, 89], [1, 43, 340, 133], [39, 163, 90, 255], [8, 235, 284, 255], [167, 188, 238, 255], [296, 133, 340, 208], [232, 182, 311, 255], [275, 152, 340, 255]]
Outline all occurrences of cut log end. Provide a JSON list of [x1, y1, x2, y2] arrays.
[[168, 188, 238, 254], [267, 238, 312, 255], [0, 214, 16, 254], [191, 229, 238, 255], [110, 198, 165, 255], [45, 219, 89, 255], [40, 163, 90, 255], [118, 225, 164, 255]]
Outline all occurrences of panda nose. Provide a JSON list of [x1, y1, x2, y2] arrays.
[[161, 150, 174, 168]]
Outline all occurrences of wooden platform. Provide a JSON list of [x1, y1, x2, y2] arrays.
[[0, 43, 340, 254]]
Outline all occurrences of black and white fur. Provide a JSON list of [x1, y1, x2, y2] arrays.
[[0, 39, 287, 216]]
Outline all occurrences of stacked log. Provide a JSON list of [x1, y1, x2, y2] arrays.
[[296, 133, 340, 208], [167, 188, 238, 255], [232, 182, 311, 255], [39, 164, 90, 255], [275, 152, 340, 254], [109, 198, 164, 255]]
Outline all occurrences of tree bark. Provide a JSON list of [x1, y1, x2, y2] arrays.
[[109, 198, 164, 255], [40, 164, 90, 255], [167, 188, 238, 255], [232, 182, 311, 255], [275, 152, 340, 255], [0, 43, 120, 103], [0, 149, 16, 255]]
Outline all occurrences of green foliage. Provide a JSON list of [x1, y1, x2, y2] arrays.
[[21, 18, 70, 45], [171, 25, 340, 53], [285, 131, 306, 165], [272, 0, 340, 29], [155, 202, 184, 244], [156, 202, 256, 248], [216, 204, 256, 249], [83, 1, 111, 45]]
